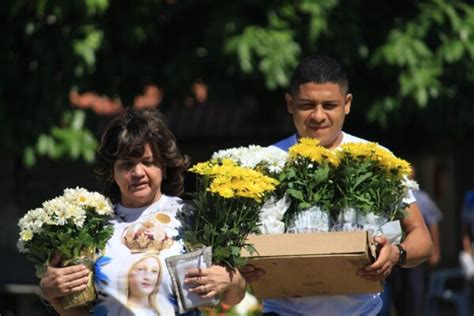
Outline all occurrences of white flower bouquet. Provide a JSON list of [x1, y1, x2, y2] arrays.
[[17, 187, 115, 309], [211, 145, 288, 176]]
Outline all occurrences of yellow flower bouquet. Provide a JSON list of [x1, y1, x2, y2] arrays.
[[280, 138, 339, 232], [17, 187, 114, 309], [334, 142, 412, 231], [178, 158, 279, 267]]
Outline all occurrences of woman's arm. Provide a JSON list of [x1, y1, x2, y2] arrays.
[[184, 264, 246, 305]]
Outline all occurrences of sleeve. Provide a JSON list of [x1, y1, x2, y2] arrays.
[[461, 190, 474, 225], [417, 191, 443, 225]]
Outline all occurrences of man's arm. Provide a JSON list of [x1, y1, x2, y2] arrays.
[[357, 202, 433, 281], [428, 223, 441, 266], [400, 202, 434, 267]]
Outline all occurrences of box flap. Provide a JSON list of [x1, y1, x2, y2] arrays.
[[243, 231, 369, 257]]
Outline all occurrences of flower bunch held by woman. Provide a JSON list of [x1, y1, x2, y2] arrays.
[[38, 108, 247, 316], [18, 187, 114, 308], [335, 142, 413, 230], [179, 158, 279, 268], [212, 145, 289, 235], [280, 137, 339, 231]]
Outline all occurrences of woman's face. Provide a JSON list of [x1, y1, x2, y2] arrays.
[[113, 143, 164, 208], [129, 257, 161, 298]]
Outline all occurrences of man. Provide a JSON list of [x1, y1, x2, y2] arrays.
[[241, 55, 433, 315]]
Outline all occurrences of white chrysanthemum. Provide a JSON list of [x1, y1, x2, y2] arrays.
[[212, 145, 287, 173], [42, 196, 66, 216], [20, 229, 33, 241], [72, 209, 87, 228], [63, 187, 92, 206], [402, 177, 419, 191], [17, 239, 28, 253], [53, 205, 69, 226], [18, 207, 49, 234], [89, 192, 114, 216], [65, 203, 86, 227]]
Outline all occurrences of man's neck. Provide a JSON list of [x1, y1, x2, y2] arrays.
[[325, 132, 344, 150]]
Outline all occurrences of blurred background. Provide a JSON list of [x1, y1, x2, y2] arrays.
[[2, 0, 474, 315]]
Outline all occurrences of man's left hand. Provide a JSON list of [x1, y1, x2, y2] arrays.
[[356, 235, 399, 281]]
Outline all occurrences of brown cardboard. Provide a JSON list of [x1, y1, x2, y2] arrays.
[[242, 231, 382, 299]]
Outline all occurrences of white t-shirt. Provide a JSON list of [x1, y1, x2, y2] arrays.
[[265, 132, 414, 316], [93, 195, 186, 316]]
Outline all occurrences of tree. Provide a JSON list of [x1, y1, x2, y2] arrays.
[[3, 0, 474, 169]]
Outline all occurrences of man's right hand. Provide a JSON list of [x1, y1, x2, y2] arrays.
[[239, 264, 265, 283]]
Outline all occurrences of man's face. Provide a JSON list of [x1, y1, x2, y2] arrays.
[[286, 82, 352, 149]]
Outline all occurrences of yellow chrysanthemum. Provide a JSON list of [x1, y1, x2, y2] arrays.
[[339, 142, 411, 177], [190, 159, 279, 201], [288, 137, 339, 166]]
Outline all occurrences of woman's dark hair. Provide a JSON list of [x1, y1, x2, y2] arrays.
[[95, 108, 190, 203]]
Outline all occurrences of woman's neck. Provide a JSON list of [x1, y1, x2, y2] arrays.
[[121, 193, 162, 208]]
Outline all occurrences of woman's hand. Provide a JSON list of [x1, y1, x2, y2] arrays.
[[356, 235, 398, 281], [184, 265, 246, 305], [39, 255, 90, 302]]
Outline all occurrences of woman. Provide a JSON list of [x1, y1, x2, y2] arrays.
[[39, 108, 246, 315]]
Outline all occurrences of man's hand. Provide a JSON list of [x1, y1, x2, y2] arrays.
[[238, 264, 265, 283], [357, 235, 399, 281]]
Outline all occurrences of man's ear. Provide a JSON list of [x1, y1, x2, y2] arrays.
[[344, 93, 352, 115], [285, 93, 294, 114]]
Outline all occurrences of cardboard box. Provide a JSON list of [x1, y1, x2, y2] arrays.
[[241, 231, 382, 299]]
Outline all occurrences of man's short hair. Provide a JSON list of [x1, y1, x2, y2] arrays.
[[289, 55, 349, 95]]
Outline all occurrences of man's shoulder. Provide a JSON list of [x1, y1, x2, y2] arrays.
[[272, 134, 297, 152], [340, 132, 369, 144], [341, 132, 391, 151]]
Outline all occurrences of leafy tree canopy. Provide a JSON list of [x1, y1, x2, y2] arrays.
[[2, 0, 474, 166]]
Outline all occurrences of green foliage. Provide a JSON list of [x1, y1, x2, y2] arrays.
[[224, 0, 338, 90], [369, 0, 474, 127], [335, 144, 411, 220], [177, 177, 260, 268], [280, 158, 336, 227], [23, 110, 98, 167], [4, 0, 474, 168]]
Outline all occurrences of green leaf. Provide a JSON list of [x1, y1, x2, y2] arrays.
[[287, 188, 304, 201]]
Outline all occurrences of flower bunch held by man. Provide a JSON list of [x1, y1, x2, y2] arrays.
[[280, 137, 339, 232], [334, 142, 414, 232]]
